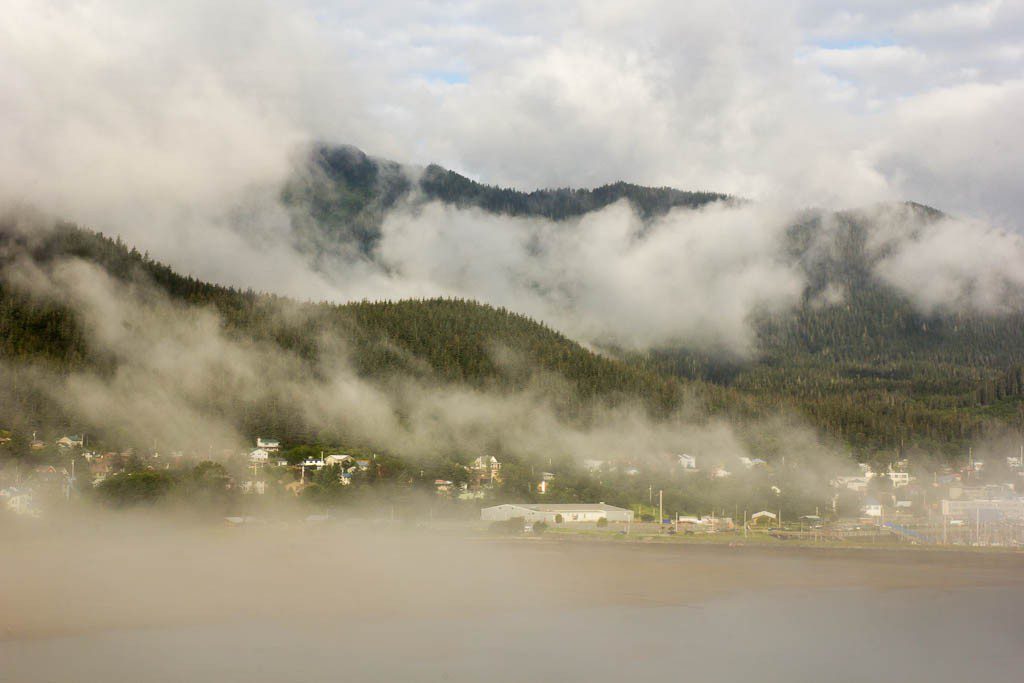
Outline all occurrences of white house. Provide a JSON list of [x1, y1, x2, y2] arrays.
[[887, 471, 910, 488], [862, 498, 883, 518], [481, 503, 633, 524], [325, 454, 356, 469], [470, 455, 502, 481], [300, 456, 325, 470], [56, 435, 84, 449], [833, 475, 870, 492], [677, 454, 697, 469], [249, 448, 270, 463], [582, 459, 605, 472], [1, 487, 37, 517], [256, 437, 280, 451]]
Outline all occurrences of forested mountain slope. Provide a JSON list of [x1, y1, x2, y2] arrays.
[[0, 217, 686, 445], [281, 144, 731, 255], [643, 205, 1024, 456]]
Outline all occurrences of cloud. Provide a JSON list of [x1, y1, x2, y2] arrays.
[[366, 200, 805, 354], [872, 212, 1024, 314], [0, 0, 1021, 357]]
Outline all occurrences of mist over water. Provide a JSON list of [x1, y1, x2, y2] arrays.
[[3, 518, 1024, 683]]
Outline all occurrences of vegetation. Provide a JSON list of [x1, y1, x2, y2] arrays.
[[282, 143, 731, 254], [282, 146, 1024, 460], [0, 217, 685, 447], [4, 171, 1024, 463]]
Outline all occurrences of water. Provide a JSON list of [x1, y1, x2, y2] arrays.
[[3, 585, 1021, 682]]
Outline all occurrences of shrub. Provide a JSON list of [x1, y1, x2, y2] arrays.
[[596, 517, 609, 527], [532, 521, 548, 535], [554, 513, 564, 524]]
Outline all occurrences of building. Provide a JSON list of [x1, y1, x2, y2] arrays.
[[750, 510, 778, 525], [481, 503, 633, 524], [325, 454, 356, 469], [469, 455, 502, 484], [56, 435, 84, 449], [677, 454, 697, 469], [887, 471, 910, 488], [942, 498, 1024, 521], [833, 475, 869, 492], [1, 487, 38, 516], [255, 438, 280, 452], [862, 498, 883, 518], [249, 448, 270, 463]]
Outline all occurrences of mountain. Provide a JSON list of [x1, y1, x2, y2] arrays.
[[280, 145, 1024, 458], [281, 144, 731, 256], [0, 215, 688, 448], [2, 147, 1022, 461], [644, 204, 1024, 456]]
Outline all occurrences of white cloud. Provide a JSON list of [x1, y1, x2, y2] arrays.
[[0, 0, 1021, 346]]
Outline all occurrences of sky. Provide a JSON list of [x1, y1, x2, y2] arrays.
[[0, 0, 1022, 321]]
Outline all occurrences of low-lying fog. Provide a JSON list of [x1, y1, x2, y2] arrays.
[[3, 517, 1023, 682]]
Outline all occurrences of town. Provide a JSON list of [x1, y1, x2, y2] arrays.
[[3, 429, 1023, 548]]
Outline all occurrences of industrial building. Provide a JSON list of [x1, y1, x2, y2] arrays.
[[481, 503, 633, 524]]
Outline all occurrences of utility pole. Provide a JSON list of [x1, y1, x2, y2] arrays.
[[659, 490, 663, 527]]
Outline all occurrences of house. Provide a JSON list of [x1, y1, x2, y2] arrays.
[[249, 448, 270, 463], [887, 471, 910, 488], [56, 435, 84, 449], [833, 475, 870, 492], [750, 510, 777, 526], [241, 480, 267, 495], [711, 466, 732, 479], [582, 459, 605, 472], [354, 459, 371, 472], [481, 503, 633, 524], [862, 498, 883, 518], [299, 456, 325, 470], [1, 487, 38, 517], [537, 480, 549, 494], [255, 438, 280, 451], [325, 454, 356, 469], [677, 454, 697, 469], [470, 455, 502, 483]]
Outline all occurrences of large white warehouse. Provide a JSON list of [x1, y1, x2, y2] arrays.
[[481, 503, 633, 524]]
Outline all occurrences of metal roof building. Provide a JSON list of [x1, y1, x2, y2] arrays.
[[481, 503, 633, 524]]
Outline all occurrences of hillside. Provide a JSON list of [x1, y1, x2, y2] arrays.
[[644, 206, 1024, 457], [281, 144, 731, 255], [281, 145, 1024, 458], [0, 216, 686, 447]]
